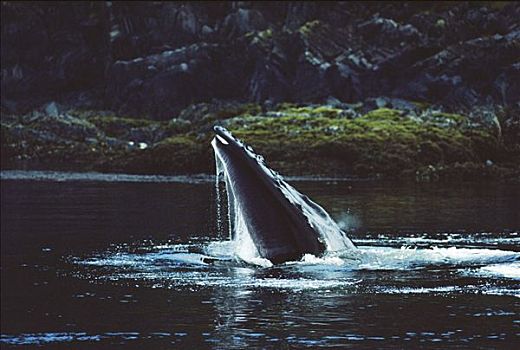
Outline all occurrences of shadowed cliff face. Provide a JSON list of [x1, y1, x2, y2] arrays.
[[1, 1, 519, 118], [1, 2, 110, 109]]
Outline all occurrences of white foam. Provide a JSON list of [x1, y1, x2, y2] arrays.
[[354, 233, 520, 248], [476, 261, 520, 279], [356, 246, 519, 270], [297, 254, 346, 266]]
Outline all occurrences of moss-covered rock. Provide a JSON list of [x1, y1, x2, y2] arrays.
[[299, 20, 321, 36], [267, 105, 350, 119], [85, 114, 157, 139], [97, 134, 213, 174], [1, 111, 164, 169], [2, 104, 517, 180], [221, 107, 503, 177]]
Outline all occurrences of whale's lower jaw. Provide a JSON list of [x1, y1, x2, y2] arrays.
[[212, 127, 351, 264], [215, 149, 326, 263]]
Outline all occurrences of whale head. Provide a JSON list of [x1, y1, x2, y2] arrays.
[[212, 125, 355, 264]]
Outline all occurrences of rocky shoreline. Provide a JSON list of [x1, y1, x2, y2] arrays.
[[2, 100, 518, 182], [1, 2, 519, 181]]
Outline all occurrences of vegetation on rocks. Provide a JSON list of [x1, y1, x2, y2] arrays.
[[222, 107, 508, 178], [2, 101, 518, 182], [2, 2, 518, 182]]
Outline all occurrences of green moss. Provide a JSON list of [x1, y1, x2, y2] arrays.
[[275, 102, 299, 110], [3, 104, 513, 180], [154, 135, 202, 151], [1, 120, 113, 167], [86, 115, 158, 138], [363, 108, 404, 121], [166, 118, 192, 135], [103, 134, 213, 174], [224, 108, 499, 177], [258, 28, 273, 40], [151, 135, 206, 168], [247, 28, 273, 44], [435, 18, 446, 29], [299, 20, 321, 36], [271, 105, 347, 119]]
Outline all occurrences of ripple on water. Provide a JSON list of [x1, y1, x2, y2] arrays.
[[0, 332, 186, 346]]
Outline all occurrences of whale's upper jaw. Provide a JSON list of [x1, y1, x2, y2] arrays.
[[213, 126, 240, 148], [213, 125, 261, 167]]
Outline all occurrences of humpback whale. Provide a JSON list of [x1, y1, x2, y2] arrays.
[[212, 126, 356, 264]]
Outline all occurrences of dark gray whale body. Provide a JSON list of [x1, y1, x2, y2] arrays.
[[212, 126, 355, 264]]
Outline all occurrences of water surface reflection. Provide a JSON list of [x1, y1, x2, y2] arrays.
[[1, 171, 519, 349]]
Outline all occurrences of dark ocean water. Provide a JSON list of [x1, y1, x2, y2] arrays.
[[1, 170, 519, 349]]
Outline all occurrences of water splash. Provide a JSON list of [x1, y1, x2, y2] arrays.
[[72, 234, 520, 296], [276, 180, 355, 252], [214, 154, 226, 238]]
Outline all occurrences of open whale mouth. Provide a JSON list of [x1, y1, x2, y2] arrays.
[[211, 126, 356, 265]]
